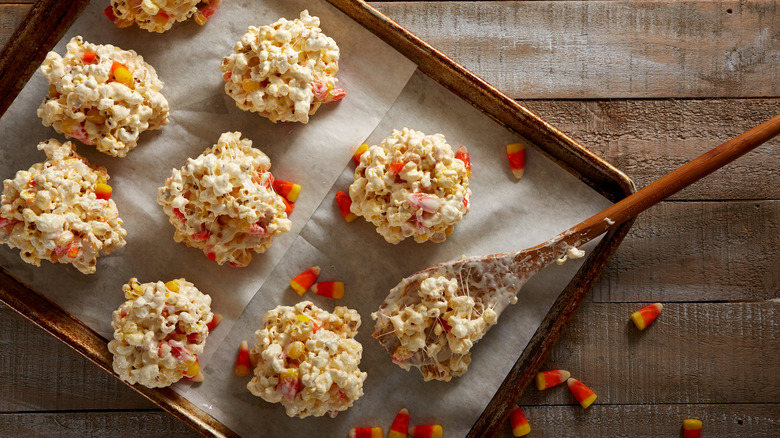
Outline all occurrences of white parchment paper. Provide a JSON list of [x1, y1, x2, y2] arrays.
[[0, 1, 613, 437]]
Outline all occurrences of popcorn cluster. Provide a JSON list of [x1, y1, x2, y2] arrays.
[[0, 139, 127, 274], [373, 274, 498, 382], [37, 36, 169, 157], [247, 301, 367, 418], [350, 128, 471, 244], [108, 0, 220, 33], [108, 278, 214, 388], [220, 10, 344, 123], [157, 131, 292, 266]]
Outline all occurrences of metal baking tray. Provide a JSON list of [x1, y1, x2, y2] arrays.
[[0, 0, 634, 436]]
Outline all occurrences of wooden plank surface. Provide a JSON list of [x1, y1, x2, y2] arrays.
[[1, 0, 779, 437], [372, 1, 780, 99]]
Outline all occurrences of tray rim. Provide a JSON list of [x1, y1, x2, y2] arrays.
[[0, 1, 635, 437]]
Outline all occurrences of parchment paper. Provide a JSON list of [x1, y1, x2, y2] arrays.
[[0, 1, 613, 437]]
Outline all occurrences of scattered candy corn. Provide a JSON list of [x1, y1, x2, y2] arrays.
[[235, 340, 251, 377], [103, 5, 117, 21], [683, 419, 703, 438], [509, 406, 530, 437], [349, 427, 383, 438], [273, 180, 301, 203], [536, 369, 571, 390], [409, 425, 442, 438], [390, 161, 405, 175], [206, 313, 222, 331], [312, 281, 344, 299], [280, 196, 295, 215], [388, 408, 409, 438], [567, 378, 597, 409], [631, 303, 663, 330], [194, 0, 220, 25], [95, 183, 112, 200], [335, 191, 357, 222], [506, 142, 526, 179], [165, 280, 180, 292], [352, 143, 368, 166], [290, 266, 320, 296], [455, 145, 471, 177]]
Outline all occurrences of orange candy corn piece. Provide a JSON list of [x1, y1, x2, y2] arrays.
[[455, 145, 471, 177], [235, 340, 251, 377], [683, 419, 703, 438], [509, 406, 530, 437], [388, 408, 409, 438], [409, 425, 442, 438], [182, 357, 203, 382], [349, 427, 383, 438], [206, 313, 222, 331], [280, 196, 295, 215], [506, 142, 526, 179], [567, 378, 597, 409], [536, 369, 571, 390], [290, 266, 320, 296], [352, 143, 368, 166], [335, 191, 357, 222], [272, 179, 301, 202], [631, 303, 663, 330], [312, 281, 344, 299], [95, 183, 112, 200]]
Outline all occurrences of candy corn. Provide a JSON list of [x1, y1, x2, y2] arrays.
[[631, 303, 663, 330], [81, 52, 97, 63], [280, 196, 295, 215], [235, 340, 251, 377], [183, 357, 203, 382], [110, 62, 134, 89], [388, 408, 409, 438], [409, 425, 442, 438], [683, 419, 703, 438], [535, 369, 571, 390], [509, 406, 530, 437], [207, 313, 222, 331], [95, 183, 112, 200], [567, 378, 597, 409], [506, 142, 526, 179], [273, 180, 301, 203], [352, 143, 368, 166], [290, 266, 320, 296], [335, 191, 357, 222], [455, 145, 471, 177], [103, 5, 117, 21], [348, 427, 382, 438], [312, 281, 344, 299]]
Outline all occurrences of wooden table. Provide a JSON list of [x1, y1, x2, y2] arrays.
[[1, 1, 778, 436]]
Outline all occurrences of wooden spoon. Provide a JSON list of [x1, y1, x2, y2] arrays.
[[372, 114, 780, 382]]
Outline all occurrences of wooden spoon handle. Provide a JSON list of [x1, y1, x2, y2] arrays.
[[562, 113, 780, 248]]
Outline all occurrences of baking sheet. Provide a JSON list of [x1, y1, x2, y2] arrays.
[[0, 1, 612, 436]]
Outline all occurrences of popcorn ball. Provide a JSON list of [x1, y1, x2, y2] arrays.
[[0, 139, 127, 274], [220, 10, 345, 123], [247, 301, 367, 418], [372, 273, 499, 382], [108, 278, 214, 388], [350, 128, 471, 244], [157, 131, 292, 266], [37, 36, 169, 157], [106, 0, 221, 32]]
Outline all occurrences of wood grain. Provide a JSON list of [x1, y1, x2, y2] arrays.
[[0, 412, 198, 437], [503, 404, 780, 437], [591, 200, 780, 302], [0, 5, 28, 47], [522, 302, 780, 405], [520, 99, 780, 200], [372, 1, 780, 99]]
